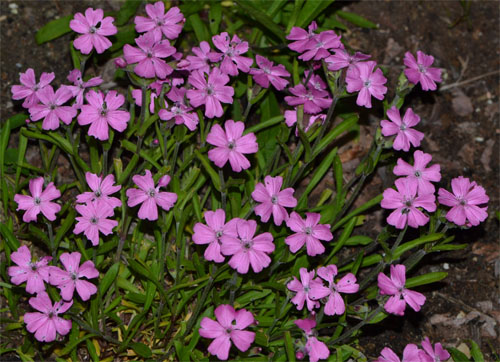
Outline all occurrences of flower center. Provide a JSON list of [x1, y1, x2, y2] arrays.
[[94, 189, 102, 197], [89, 26, 97, 34], [30, 263, 38, 271], [71, 273, 78, 281], [100, 108, 107, 116], [414, 170, 421, 178], [315, 41, 324, 48], [34, 197, 41, 206], [400, 123, 407, 131], [418, 64, 427, 73], [363, 80, 371, 88], [146, 51, 153, 58], [303, 286, 310, 292], [243, 240, 253, 249], [50, 104, 57, 110], [306, 92, 314, 101], [227, 141, 235, 150], [458, 198, 467, 206], [90, 217, 99, 225], [226, 328, 232, 334], [304, 227, 312, 235], [206, 86, 214, 96], [262, 67, 271, 74], [405, 199, 413, 207], [270, 195, 278, 204], [48, 311, 54, 318], [156, 19, 164, 26], [148, 189, 156, 197], [33, 84, 40, 91], [215, 230, 223, 238]]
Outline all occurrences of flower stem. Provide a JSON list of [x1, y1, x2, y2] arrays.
[[219, 169, 226, 210], [45, 221, 55, 259]]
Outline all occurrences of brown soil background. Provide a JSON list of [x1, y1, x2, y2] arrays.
[[1, 0, 499, 360]]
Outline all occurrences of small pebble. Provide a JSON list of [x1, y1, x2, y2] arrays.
[[475, 137, 484, 142], [15, 63, 22, 68], [443, 263, 449, 270], [9, 3, 18, 14]]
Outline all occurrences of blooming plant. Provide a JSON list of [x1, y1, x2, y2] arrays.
[[1, 1, 491, 361]]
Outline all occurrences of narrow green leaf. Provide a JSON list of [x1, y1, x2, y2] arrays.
[[405, 272, 448, 288], [296, 0, 334, 28], [234, 0, 285, 40], [448, 347, 471, 362], [468, 340, 484, 362], [284, 331, 296, 362], [130, 342, 152, 358], [332, 194, 382, 230], [115, 0, 142, 26], [0, 224, 20, 250], [59, 334, 97, 356], [195, 150, 221, 191], [0, 119, 11, 214], [336, 10, 378, 29], [393, 233, 444, 259], [244, 115, 284, 135], [314, 114, 359, 157], [15, 130, 28, 188], [99, 263, 119, 295], [208, 1, 222, 35], [298, 147, 337, 205], [54, 209, 76, 248], [35, 15, 72, 44], [188, 13, 210, 42]]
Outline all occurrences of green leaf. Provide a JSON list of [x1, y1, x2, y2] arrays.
[[314, 114, 359, 157], [244, 115, 284, 135], [130, 342, 152, 358], [99, 263, 119, 295], [336, 10, 378, 29], [208, 1, 222, 35], [0, 224, 20, 250], [54, 209, 76, 249], [468, 340, 484, 362], [448, 347, 471, 362], [234, 0, 285, 40], [59, 334, 97, 356], [332, 194, 382, 230], [115, 0, 142, 26], [195, 150, 221, 192], [405, 272, 447, 288], [284, 331, 296, 362], [298, 147, 337, 205], [15, 130, 28, 188], [35, 15, 72, 45], [188, 13, 210, 43], [393, 233, 444, 259], [296, 0, 335, 28]]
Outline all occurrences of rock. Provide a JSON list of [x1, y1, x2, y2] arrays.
[[452, 90, 474, 117]]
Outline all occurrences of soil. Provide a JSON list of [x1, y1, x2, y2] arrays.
[[1, 0, 499, 360]]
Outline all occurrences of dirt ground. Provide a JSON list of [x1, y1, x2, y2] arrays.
[[1, 0, 499, 360]]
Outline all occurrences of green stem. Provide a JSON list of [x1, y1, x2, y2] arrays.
[[135, 85, 147, 155], [229, 271, 238, 304], [390, 225, 408, 254], [329, 305, 384, 346], [219, 169, 226, 210], [45, 221, 55, 259]]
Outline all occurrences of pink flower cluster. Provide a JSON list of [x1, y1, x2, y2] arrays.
[[8, 246, 99, 342], [287, 266, 359, 314], [376, 336, 450, 362], [294, 317, 330, 362]]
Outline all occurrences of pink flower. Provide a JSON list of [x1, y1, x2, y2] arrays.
[[251, 175, 297, 226], [285, 83, 332, 114], [285, 212, 333, 256], [77, 90, 130, 141], [159, 86, 199, 131], [404, 51, 442, 91], [287, 268, 323, 311], [249, 55, 290, 91], [14, 177, 61, 222], [179, 41, 222, 74], [70, 8, 117, 54], [74, 201, 118, 246], [192, 209, 238, 263], [186, 67, 234, 118], [212, 32, 253, 76], [28, 86, 76, 130], [418, 337, 450, 362], [326, 49, 371, 72], [298, 31, 342, 61], [438, 176, 489, 226], [199, 304, 255, 360], [76, 172, 122, 209], [123, 31, 177, 79], [11, 68, 55, 108], [287, 21, 318, 53], [295, 318, 330, 362], [134, 2, 184, 40], [375, 345, 421, 362], [24, 292, 72, 342], [308, 264, 359, 316], [381, 178, 436, 229], [346, 61, 387, 108], [380, 107, 424, 152], [377, 264, 426, 316], [220, 219, 275, 274], [126, 170, 177, 221], [206, 120, 258, 172], [393, 151, 441, 194], [8, 245, 51, 294], [49, 252, 99, 301], [63, 69, 102, 109]]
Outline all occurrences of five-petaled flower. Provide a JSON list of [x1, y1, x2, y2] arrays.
[[285, 212, 333, 256], [251, 175, 297, 226], [8, 245, 52, 294], [14, 177, 61, 223], [49, 252, 99, 301], [380, 106, 424, 152], [126, 170, 178, 221], [346, 61, 387, 108], [404, 51, 442, 91], [186, 67, 234, 118], [70, 8, 117, 54], [206, 120, 258, 172], [438, 176, 489, 226], [212, 32, 253, 76], [220, 219, 275, 274], [78, 90, 130, 141], [28, 86, 76, 130], [249, 55, 290, 91], [24, 292, 72, 342], [381, 178, 436, 229], [418, 337, 450, 362], [134, 2, 184, 40], [287, 268, 323, 311], [11, 68, 55, 108], [74, 201, 118, 246], [393, 150, 441, 194], [199, 304, 255, 360], [76, 172, 122, 209], [377, 264, 426, 316]]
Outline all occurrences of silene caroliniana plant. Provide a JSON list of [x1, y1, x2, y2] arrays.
[[1, 1, 490, 361]]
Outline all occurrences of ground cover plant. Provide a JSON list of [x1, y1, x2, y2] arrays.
[[0, 1, 494, 361]]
